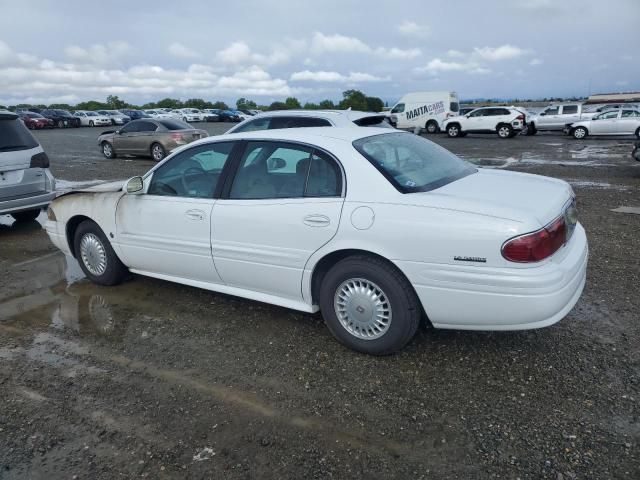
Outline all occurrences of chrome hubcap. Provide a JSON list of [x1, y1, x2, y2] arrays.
[[499, 127, 510, 137], [103, 144, 112, 156], [152, 146, 163, 160], [449, 126, 458, 136], [334, 278, 392, 340], [575, 129, 585, 138], [80, 233, 107, 276]]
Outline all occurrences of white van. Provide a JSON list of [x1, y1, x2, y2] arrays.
[[389, 91, 460, 133]]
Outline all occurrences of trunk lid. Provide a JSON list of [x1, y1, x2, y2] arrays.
[[411, 169, 573, 227]]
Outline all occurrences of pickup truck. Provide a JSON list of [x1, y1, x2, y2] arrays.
[[527, 104, 595, 135]]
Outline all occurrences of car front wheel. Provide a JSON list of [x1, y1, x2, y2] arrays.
[[101, 142, 116, 159], [319, 255, 421, 355], [74, 220, 128, 286], [573, 126, 588, 139], [151, 143, 166, 161], [497, 124, 513, 138], [447, 124, 461, 138]]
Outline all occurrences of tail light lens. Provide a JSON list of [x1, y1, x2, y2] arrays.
[[516, 114, 525, 121], [502, 216, 567, 262], [30, 152, 50, 168], [170, 133, 184, 142]]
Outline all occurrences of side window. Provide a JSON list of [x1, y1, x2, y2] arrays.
[[544, 107, 559, 115], [469, 109, 485, 117], [305, 150, 341, 197], [621, 110, 638, 118], [119, 122, 138, 133], [288, 117, 332, 128], [561, 105, 578, 115], [137, 121, 157, 132], [148, 142, 234, 198], [391, 103, 405, 114], [233, 117, 271, 133], [229, 141, 313, 199], [602, 111, 619, 119]]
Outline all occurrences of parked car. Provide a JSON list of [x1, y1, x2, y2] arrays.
[[202, 109, 220, 122], [40, 109, 80, 128], [443, 107, 525, 138], [527, 104, 596, 134], [174, 108, 207, 122], [227, 110, 392, 134], [97, 118, 208, 161], [566, 109, 640, 139], [119, 109, 152, 121], [74, 111, 112, 127], [0, 110, 56, 222], [45, 127, 587, 355], [213, 109, 242, 122], [144, 109, 176, 120], [18, 111, 54, 129], [230, 110, 251, 121], [238, 109, 257, 117], [96, 110, 131, 125]]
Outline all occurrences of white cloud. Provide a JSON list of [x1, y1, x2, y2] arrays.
[[216, 41, 290, 66], [473, 44, 529, 61], [529, 58, 543, 66], [310, 32, 371, 54], [290, 70, 388, 83], [167, 42, 200, 59], [447, 49, 465, 58], [397, 21, 430, 37], [375, 47, 421, 59], [217, 66, 291, 95], [416, 58, 490, 75], [64, 41, 132, 65]]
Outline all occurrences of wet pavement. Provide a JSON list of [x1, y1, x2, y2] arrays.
[[1, 126, 639, 479]]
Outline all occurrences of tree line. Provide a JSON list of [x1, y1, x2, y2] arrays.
[[9, 90, 385, 113]]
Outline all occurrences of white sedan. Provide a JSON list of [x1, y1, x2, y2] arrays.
[[45, 128, 588, 355], [568, 109, 640, 139], [74, 111, 112, 127]]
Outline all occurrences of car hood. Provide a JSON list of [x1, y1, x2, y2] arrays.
[[407, 168, 573, 227], [58, 180, 126, 198]]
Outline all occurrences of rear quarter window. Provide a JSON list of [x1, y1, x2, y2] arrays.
[[0, 118, 39, 152]]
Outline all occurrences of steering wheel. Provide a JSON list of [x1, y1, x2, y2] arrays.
[[181, 165, 206, 195]]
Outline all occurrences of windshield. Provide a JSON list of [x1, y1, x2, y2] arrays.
[[54, 110, 72, 117], [158, 119, 191, 130], [86, 112, 98, 116], [353, 132, 476, 193], [27, 113, 43, 118]]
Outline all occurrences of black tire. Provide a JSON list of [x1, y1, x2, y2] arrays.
[[73, 220, 128, 286], [57, 120, 64, 128], [101, 141, 116, 159], [497, 124, 513, 139], [425, 120, 439, 134], [319, 255, 421, 355], [150, 143, 166, 161], [111, 119, 116, 126], [89, 120, 94, 127], [573, 126, 588, 140], [635, 127, 640, 139], [446, 123, 461, 138], [525, 123, 537, 135], [10, 209, 41, 222]]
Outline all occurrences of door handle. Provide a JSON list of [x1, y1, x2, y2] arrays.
[[303, 214, 330, 227], [185, 209, 206, 221]]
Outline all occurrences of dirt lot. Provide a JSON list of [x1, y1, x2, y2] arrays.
[[1, 124, 639, 479]]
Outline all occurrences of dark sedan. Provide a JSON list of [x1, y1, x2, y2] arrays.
[[18, 111, 54, 129], [119, 109, 152, 121], [40, 109, 80, 128]]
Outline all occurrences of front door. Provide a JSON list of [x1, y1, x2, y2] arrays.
[[211, 141, 344, 301], [113, 121, 157, 154], [115, 141, 236, 283], [591, 110, 619, 134]]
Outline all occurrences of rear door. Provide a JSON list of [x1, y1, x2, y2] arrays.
[[559, 105, 579, 125], [211, 140, 344, 301], [619, 110, 640, 134]]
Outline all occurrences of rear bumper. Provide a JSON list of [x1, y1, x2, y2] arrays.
[[398, 224, 588, 330], [0, 190, 56, 215]]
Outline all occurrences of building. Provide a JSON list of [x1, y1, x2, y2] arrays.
[[585, 92, 640, 104]]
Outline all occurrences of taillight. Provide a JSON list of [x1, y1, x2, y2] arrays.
[[516, 114, 525, 121], [170, 133, 184, 141], [30, 152, 49, 168], [502, 216, 567, 262]]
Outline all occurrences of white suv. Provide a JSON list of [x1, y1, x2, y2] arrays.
[[443, 107, 526, 139], [0, 110, 56, 222]]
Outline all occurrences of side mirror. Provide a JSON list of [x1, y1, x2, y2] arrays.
[[125, 176, 144, 194]]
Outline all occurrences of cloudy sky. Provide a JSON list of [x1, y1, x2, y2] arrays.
[[1, 0, 638, 106]]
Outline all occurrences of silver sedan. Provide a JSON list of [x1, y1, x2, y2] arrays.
[[568, 109, 640, 139]]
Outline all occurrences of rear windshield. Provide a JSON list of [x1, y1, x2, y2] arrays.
[[450, 102, 460, 112], [353, 132, 476, 193], [158, 119, 191, 130], [0, 118, 39, 152], [353, 115, 394, 128]]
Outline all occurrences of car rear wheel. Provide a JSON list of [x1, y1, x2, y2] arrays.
[[101, 142, 116, 159], [10, 209, 41, 222], [151, 143, 166, 161], [89, 120, 94, 127], [447, 124, 461, 138], [74, 220, 128, 286], [526, 123, 537, 135], [319, 255, 421, 355], [57, 120, 64, 128], [425, 120, 439, 134], [635, 127, 640, 139], [497, 124, 513, 138], [573, 126, 588, 139]]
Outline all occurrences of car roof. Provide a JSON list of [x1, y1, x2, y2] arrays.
[[198, 126, 403, 147], [253, 109, 382, 121]]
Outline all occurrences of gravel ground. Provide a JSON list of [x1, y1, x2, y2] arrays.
[[0, 124, 639, 479]]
